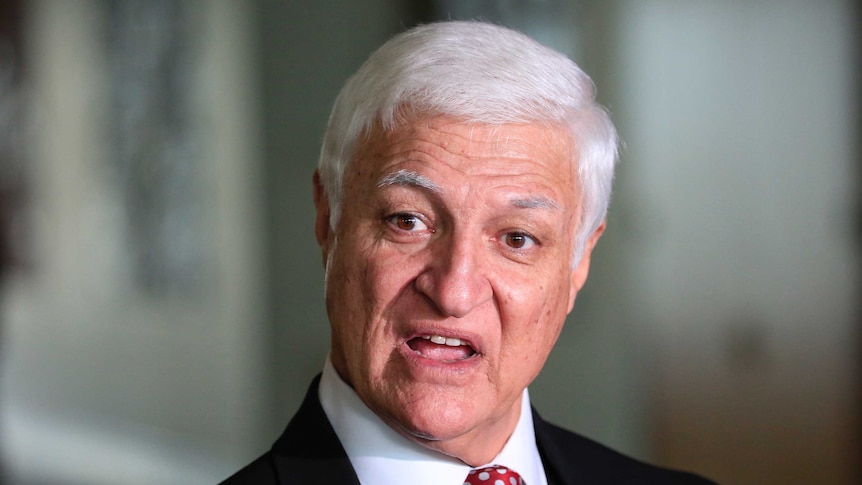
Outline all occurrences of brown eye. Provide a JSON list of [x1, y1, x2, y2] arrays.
[[504, 232, 535, 249], [396, 215, 417, 230], [386, 213, 428, 232]]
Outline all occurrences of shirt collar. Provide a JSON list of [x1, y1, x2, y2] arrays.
[[319, 356, 548, 485]]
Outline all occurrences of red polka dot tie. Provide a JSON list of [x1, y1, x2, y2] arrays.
[[463, 465, 526, 485]]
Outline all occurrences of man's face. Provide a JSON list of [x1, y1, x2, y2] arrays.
[[314, 115, 602, 464]]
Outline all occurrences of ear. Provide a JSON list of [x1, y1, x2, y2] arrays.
[[567, 221, 606, 312], [313, 170, 332, 265]]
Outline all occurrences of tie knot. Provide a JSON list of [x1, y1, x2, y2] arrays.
[[463, 465, 525, 485]]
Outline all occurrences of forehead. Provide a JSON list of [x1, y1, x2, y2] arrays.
[[349, 116, 578, 198]]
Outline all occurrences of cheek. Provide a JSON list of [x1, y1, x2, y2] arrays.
[[326, 241, 376, 341], [500, 270, 571, 356], [327, 243, 396, 381], [330, 237, 418, 339]]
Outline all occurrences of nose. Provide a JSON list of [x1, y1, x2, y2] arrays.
[[414, 231, 492, 318]]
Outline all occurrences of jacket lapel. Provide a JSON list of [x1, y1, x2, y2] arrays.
[[270, 375, 361, 484], [533, 407, 577, 485]]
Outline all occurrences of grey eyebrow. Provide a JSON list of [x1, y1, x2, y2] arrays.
[[510, 195, 561, 211], [377, 170, 559, 210], [376, 169, 442, 193]]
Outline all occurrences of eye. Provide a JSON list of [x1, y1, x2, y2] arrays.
[[386, 213, 428, 232], [503, 232, 537, 250]]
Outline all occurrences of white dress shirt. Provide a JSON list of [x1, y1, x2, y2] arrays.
[[319, 357, 549, 485]]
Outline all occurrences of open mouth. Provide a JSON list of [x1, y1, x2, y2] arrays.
[[406, 335, 477, 362]]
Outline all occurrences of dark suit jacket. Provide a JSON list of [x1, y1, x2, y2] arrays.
[[220, 376, 714, 484]]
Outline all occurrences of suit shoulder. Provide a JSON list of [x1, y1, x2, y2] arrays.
[[218, 452, 278, 485], [536, 417, 716, 484]]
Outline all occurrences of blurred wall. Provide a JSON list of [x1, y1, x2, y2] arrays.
[[608, 1, 860, 483], [2, 1, 267, 483]]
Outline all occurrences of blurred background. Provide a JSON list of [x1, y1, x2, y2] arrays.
[[0, 1, 859, 483]]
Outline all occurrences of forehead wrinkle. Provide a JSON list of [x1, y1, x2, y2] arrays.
[[376, 169, 442, 193], [496, 134, 530, 160]]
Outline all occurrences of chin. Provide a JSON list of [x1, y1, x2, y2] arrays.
[[392, 394, 481, 442]]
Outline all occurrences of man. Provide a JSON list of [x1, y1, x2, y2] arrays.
[[222, 21, 713, 484]]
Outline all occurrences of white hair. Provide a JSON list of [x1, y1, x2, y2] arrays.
[[317, 21, 618, 264]]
